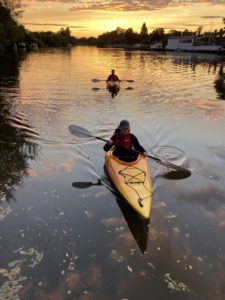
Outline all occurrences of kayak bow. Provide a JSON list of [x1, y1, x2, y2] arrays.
[[105, 150, 152, 220]]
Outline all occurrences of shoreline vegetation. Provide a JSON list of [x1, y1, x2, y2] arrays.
[[0, 1, 225, 57]]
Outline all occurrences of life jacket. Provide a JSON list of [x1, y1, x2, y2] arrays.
[[108, 74, 119, 82], [114, 129, 132, 148]]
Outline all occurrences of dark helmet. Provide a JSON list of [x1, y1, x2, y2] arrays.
[[119, 119, 130, 129]]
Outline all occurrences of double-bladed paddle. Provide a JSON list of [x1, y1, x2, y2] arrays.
[[68, 125, 191, 175], [92, 79, 134, 83]]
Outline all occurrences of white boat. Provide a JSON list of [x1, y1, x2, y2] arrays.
[[166, 36, 225, 53]]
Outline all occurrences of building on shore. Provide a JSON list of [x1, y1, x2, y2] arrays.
[[166, 36, 225, 53]]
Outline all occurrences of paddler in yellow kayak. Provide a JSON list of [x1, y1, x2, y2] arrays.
[[103, 120, 147, 162]]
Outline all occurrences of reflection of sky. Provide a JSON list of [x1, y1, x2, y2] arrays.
[[20, 0, 225, 37]]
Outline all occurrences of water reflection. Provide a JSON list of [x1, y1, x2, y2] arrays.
[[72, 179, 102, 189], [161, 169, 192, 180], [0, 57, 39, 202], [116, 197, 149, 253], [1, 48, 225, 299], [214, 62, 225, 100], [106, 85, 120, 98], [170, 52, 225, 101], [72, 178, 149, 253]]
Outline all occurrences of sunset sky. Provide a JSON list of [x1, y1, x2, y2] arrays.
[[20, 0, 225, 38]]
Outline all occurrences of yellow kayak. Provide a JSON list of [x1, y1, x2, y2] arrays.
[[107, 81, 120, 90], [105, 150, 152, 219]]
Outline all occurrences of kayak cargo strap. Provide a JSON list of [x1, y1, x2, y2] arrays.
[[118, 166, 146, 184], [118, 166, 150, 207]]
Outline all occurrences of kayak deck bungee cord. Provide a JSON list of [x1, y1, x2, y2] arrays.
[[105, 150, 152, 220]]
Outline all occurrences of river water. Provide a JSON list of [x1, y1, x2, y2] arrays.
[[0, 47, 225, 300]]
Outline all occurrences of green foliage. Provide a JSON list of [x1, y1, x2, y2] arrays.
[[97, 26, 167, 47], [0, 0, 23, 17], [125, 28, 138, 45], [97, 27, 139, 46], [140, 23, 148, 44], [24, 27, 76, 47], [140, 23, 148, 36], [0, 3, 25, 55]]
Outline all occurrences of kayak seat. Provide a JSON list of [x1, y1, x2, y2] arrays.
[[113, 155, 137, 163]]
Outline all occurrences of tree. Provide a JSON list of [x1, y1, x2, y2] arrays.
[[140, 23, 148, 36], [151, 28, 165, 40], [140, 22, 148, 44], [219, 28, 223, 38], [125, 28, 138, 45], [196, 25, 203, 36], [182, 29, 193, 36], [0, 0, 22, 17], [0, 2, 25, 55], [168, 30, 182, 36]]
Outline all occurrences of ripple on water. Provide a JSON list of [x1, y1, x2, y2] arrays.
[[151, 145, 190, 179]]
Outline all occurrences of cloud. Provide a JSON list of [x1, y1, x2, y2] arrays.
[[22, 22, 86, 28], [68, 0, 224, 12], [69, 0, 172, 12], [21, 0, 225, 12], [201, 15, 224, 18]]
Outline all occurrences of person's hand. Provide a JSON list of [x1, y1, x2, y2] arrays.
[[107, 139, 113, 145]]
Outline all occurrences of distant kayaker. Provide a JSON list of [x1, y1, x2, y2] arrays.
[[106, 69, 120, 82], [104, 120, 147, 162]]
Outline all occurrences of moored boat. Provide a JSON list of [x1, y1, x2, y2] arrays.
[[166, 36, 225, 53], [105, 150, 152, 220]]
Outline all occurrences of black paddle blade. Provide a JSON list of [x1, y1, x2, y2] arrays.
[[152, 156, 191, 174], [68, 125, 93, 138], [159, 159, 191, 175], [162, 169, 191, 180], [72, 182, 93, 189], [72, 180, 103, 189]]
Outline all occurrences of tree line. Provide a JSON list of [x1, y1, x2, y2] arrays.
[[0, 0, 224, 57], [97, 21, 225, 47], [0, 1, 78, 56]]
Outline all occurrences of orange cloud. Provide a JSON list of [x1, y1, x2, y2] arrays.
[[20, 0, 225, 37]]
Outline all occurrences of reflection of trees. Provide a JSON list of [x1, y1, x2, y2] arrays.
[[171, 53, 225, 100], [214, 62, 225, 100], [0, 56, 39, 202]]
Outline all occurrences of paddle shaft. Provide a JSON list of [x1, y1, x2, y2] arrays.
[[87, 134, 165, 164], [92, 79, 133, 83], [69, 124, 190, 174], [94, 136, 189, 173]]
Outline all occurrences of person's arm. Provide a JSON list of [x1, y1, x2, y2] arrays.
[[106, 75, 111, 82], [131, 134, 146, 153], [103, 134, 116, 151]]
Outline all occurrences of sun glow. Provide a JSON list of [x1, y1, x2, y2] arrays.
[[20, 1, 225, 37]]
